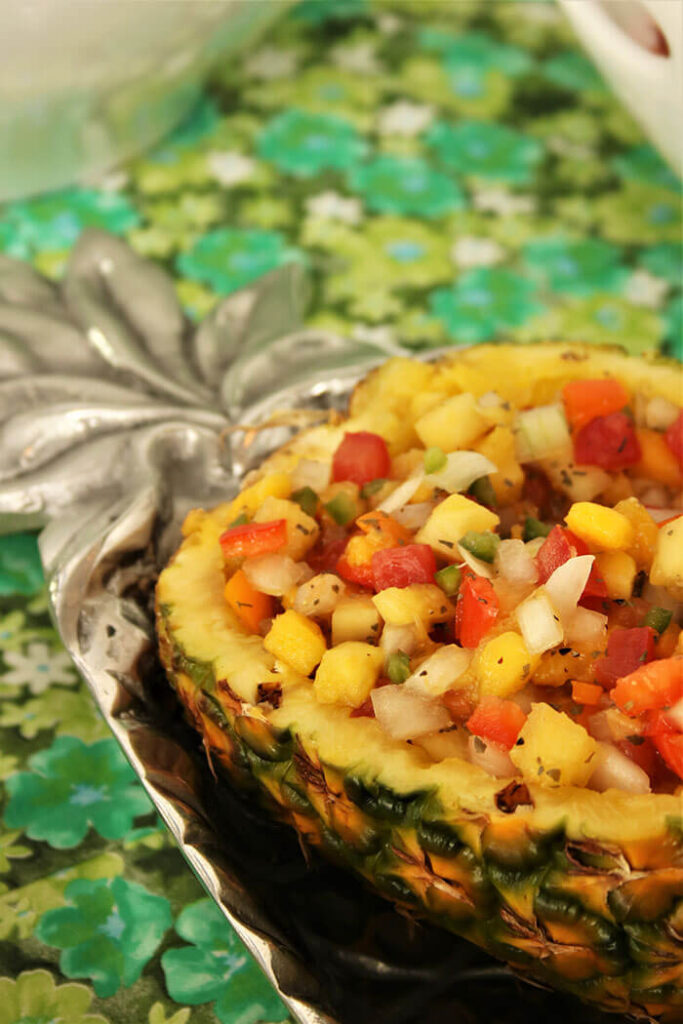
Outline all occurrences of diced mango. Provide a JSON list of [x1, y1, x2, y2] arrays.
[[224, 569, 273, 633], [565, 502, 634, 551], [314, 642, 384, 707], [224, 472, 291, 523], [372, 584, 455, 627], [650, 515, 683, 590], [510, 703, 599, 788], [614, 497, 659, 570], [634, 428, 682, 489], [332, 596, 382, 645], [411, 389, 448, 422], [474, 426, 524, 506], [263, 610, 326, 677], [474, 631, 538, 698], [254, 496, 319, 560], [415, 392, 487, 452], [417, 494, 499, 559], [595, 550, 637, 600]]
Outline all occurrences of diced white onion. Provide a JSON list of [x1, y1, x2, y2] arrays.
[[467, 734, 516, 778], [665, 697, 683, 731], [563, 606, 608, 649], [456, 543, 494, 579], [371, 686, 451, 740], [415, 726, 469, 762], [542, 459, 610, 502], [588, 708, 641, 744], [380, 623, 421, 658], [426, 451, 497, 495], [544, 555, 594, 620], [645, 396, 680, 431], [645, 506, 681, 522], [404, 645, 473, 697], [243, 554, 307, 596], [514, 403, 572, 463], [515, 589, 564, 655], [293, 573, 346, 616], [588, 743, 651, 795], [289, 458, 331, 493], [391, 502, 434, 530], [496, 539, 538, 586], [378, 474, 423, 513]]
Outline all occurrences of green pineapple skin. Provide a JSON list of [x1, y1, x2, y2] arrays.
[[157, 607, 683, 1021]]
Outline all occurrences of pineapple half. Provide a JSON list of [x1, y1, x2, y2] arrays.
[[156, 343, 683, 1020]]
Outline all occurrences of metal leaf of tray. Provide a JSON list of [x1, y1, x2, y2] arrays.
[[0, 231, 639, 1024]]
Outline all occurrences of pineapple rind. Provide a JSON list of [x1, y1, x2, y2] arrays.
[[157, 343, 683, 1018]]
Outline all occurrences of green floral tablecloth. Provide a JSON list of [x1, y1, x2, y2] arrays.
[[0, 2, 681, 1023]]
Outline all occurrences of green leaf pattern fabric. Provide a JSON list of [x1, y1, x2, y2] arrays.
[[0, 1, 680, 1021]]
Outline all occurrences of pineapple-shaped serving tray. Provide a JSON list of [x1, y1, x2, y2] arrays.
[[0, 231, 637, 1024]]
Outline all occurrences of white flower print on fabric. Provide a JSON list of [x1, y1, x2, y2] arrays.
[[1, 643, 78, 693]]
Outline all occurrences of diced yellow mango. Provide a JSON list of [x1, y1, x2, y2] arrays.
[[224, 472, 291, 523], [332, 596, 382, 645], [415, 392, 487, 452], [263, 610, 326, 677], [650, 515, 683, 590], [634, 428, 682, 489], [254, 496, 319, 560], [410, 389, 448, 422], [595, 550, 637, 600], [510, 704, 599, 788], [314, 642, 384, 707], [565, 502, 634, 551], [474, 426, 524, 506], [475, 631, 538, 698], [372, 584, 455, 627], [417, 494, 499, 559], [614, 497, 660, 570]]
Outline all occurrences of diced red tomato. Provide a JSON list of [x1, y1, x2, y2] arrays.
[[665, 410, 683, 471], [651, 728, 683, 781], [466, 696, 526, 750], [535, 525, 607, 598], [307, 527, 348, 575], [219, 519, 287, 559], [332, 431, 391, 487], [594, 627, 657, 689], [611, 656, 683, 716], [616, 736, 659, 781], [336, 554, 374, 588], [455, 575, 499, 649], [371, 544, 437, 590], [573, 411, 641, 471], [562, 378, 629, 432]]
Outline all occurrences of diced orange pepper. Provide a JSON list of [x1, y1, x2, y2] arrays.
[[224, 569, 274, 633], [343, 510, 412, 574], [355, 510, 412, 543], [633, 428, 682, 490], [562, 378, 629, 431], [571, 681, 603, 706]]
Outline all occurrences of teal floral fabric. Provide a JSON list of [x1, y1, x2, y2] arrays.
[[0, 2, 680, 1023]]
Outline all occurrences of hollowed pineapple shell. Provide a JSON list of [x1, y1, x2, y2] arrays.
[[156, 343, 682, 1019]]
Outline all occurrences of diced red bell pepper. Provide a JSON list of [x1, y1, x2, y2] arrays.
[[219, 519, 287, 559], [455, 575, 499, 649], [371, 544, 437, 590], [336, 553, 375, 588], [665, 410, 683, 471], [651, 728, 683, 781], [573, 411, 641, 471], [594, 627, 657, 689], [562, 378, 629, 432], [611, 656, 683, 716], [332, 431, 391, 487], [466, 696, 526, 750], [535, 525, 607, 598]]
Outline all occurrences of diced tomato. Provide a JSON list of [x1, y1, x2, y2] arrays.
[[573, 411, 641, 471], [535, 525, 607, 597], [562, 378, 629, 432], [332, 431, 391, 487], [455, 575, 499, 649], [466, 696, 526, 750], [336, 553, 374, 588], [594, 627, 657, 689], [616, 736, 659, 781], [665, 410, 683, 471], [307, 527, 348, 574], [371, 544, 437, 590], [219, 519, 287, 559], [651, 729, 683, 781], [611, 656, 683, 716]]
